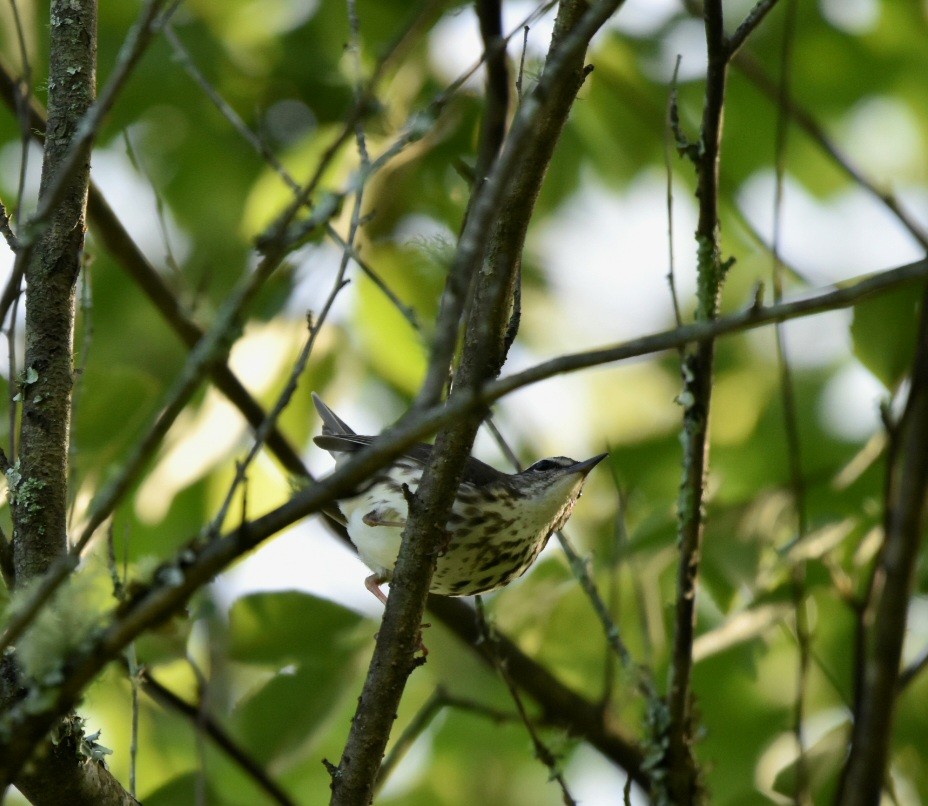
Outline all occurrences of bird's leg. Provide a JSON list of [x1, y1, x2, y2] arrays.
[[414, 623, 430, 659], [364, 493, 430, 657], [362, 509, 406, 529], [365, 574, 389, 605]]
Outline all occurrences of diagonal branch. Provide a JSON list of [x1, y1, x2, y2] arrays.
[[1, 1, 144, 804], [0, 257, 924, 786], [683, 0, 928, 249], [732, 52, 928, 251], [0, 188, 354, 660], [726, 0, 781, 57], [139, 671, 296, 806], [0, 56, 312, 482], [428, 595, 647, 784]]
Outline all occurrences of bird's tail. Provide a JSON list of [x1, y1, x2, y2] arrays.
[[311, 392, 356, 436]]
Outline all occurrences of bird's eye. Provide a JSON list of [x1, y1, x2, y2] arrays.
[[528, 459, 559, 472]]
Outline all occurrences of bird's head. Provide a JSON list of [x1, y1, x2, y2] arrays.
[[515, 453, 608, 499]]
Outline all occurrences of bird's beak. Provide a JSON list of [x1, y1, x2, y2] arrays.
[[571, 453, 608, 476]]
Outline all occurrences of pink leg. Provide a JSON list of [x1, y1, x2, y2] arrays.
[[365, 574, 389, 605]]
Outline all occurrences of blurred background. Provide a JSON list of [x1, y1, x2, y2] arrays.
[[1, 0, 927, 803]]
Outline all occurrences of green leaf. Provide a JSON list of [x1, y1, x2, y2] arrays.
[[232, 663, 347, 763], [228, 590, 364, 666], [850, 281, 925, 390], [144, 773, 218, 806], [772, 721, 850, 803], [73, 365, 161, 462], [355, 264, 428, 395]]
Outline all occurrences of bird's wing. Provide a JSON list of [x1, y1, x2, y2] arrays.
[[313, 433, 375, 453], [461, 455, 508, 486], [312, 393, 356, 436], [311, 395, 506, 485]]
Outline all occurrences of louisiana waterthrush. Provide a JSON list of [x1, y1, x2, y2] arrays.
[[312, 393, 606, 601]]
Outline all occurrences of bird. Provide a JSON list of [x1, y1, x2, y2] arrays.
[[312, 393, 606, 601]]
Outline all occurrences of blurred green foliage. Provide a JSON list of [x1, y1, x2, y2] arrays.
[[1, 1, 927, 804]]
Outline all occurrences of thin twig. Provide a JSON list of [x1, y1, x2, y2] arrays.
[[162, 23, 420, 330], [681, 0, 928, 250], [139, 670, 298, 806], [0, 56, 319, 486], [122, 130, 182, 280], [476, 600, 577, 805], [375, 686, 526, 794], [484, 418, 654, 697], [767, 0, 810, 801], [0, 171, 346, 654], [67, 261, 94, 530], [472, 0, 510, 191], [726, 0, 782, 57], [837, 285, 928, 804], [664, 0, 730, 799], [0, 255, 925, 782], [554, 530, 655, 698], [898, 646, 928, 692], [516, 26, 530, 101], [665, 55, 683, 327], [7, 0, 33, 220], [259, 1, 560, 257], [206, 0, 374, 538], [374, 690, 445, 794], [0, 0, 173, 335], [611, 483, 654, 662], [127, 644, 141, 799], [5, 289, 20, 463], [0, 198, 18, 252], [17, 0, 171, 252], [733, 52, 928, 250]]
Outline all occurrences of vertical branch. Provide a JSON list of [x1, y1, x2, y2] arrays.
[[837, 286, 928, 803], [473, 0, 509, 188], [5, 0, 33, 466], [768, 1, 811, 802], [329, 3, 618, 804], [0, 4, 142, 803], [12, 0, 96, 583], [663, 0, 730, 802]]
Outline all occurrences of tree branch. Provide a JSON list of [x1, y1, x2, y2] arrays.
[[683, 0, 928, 249], [0, 257, 923, 787], [0, 55, 312, 482], [2, 2, 137, 803], [139, 671, 296, 806], [726, 0, 781, 57], [330, 2, 620, 802], [661, 0, 730, 800], [472, 0, 509, 189], [732, 52, 928, 250], [13, 0, 97, 581], [427, 595, 648, 786], [837, 285, 928, 803]]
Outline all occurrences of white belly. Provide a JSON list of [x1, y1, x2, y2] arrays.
[[342, 492, 405, 579]]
